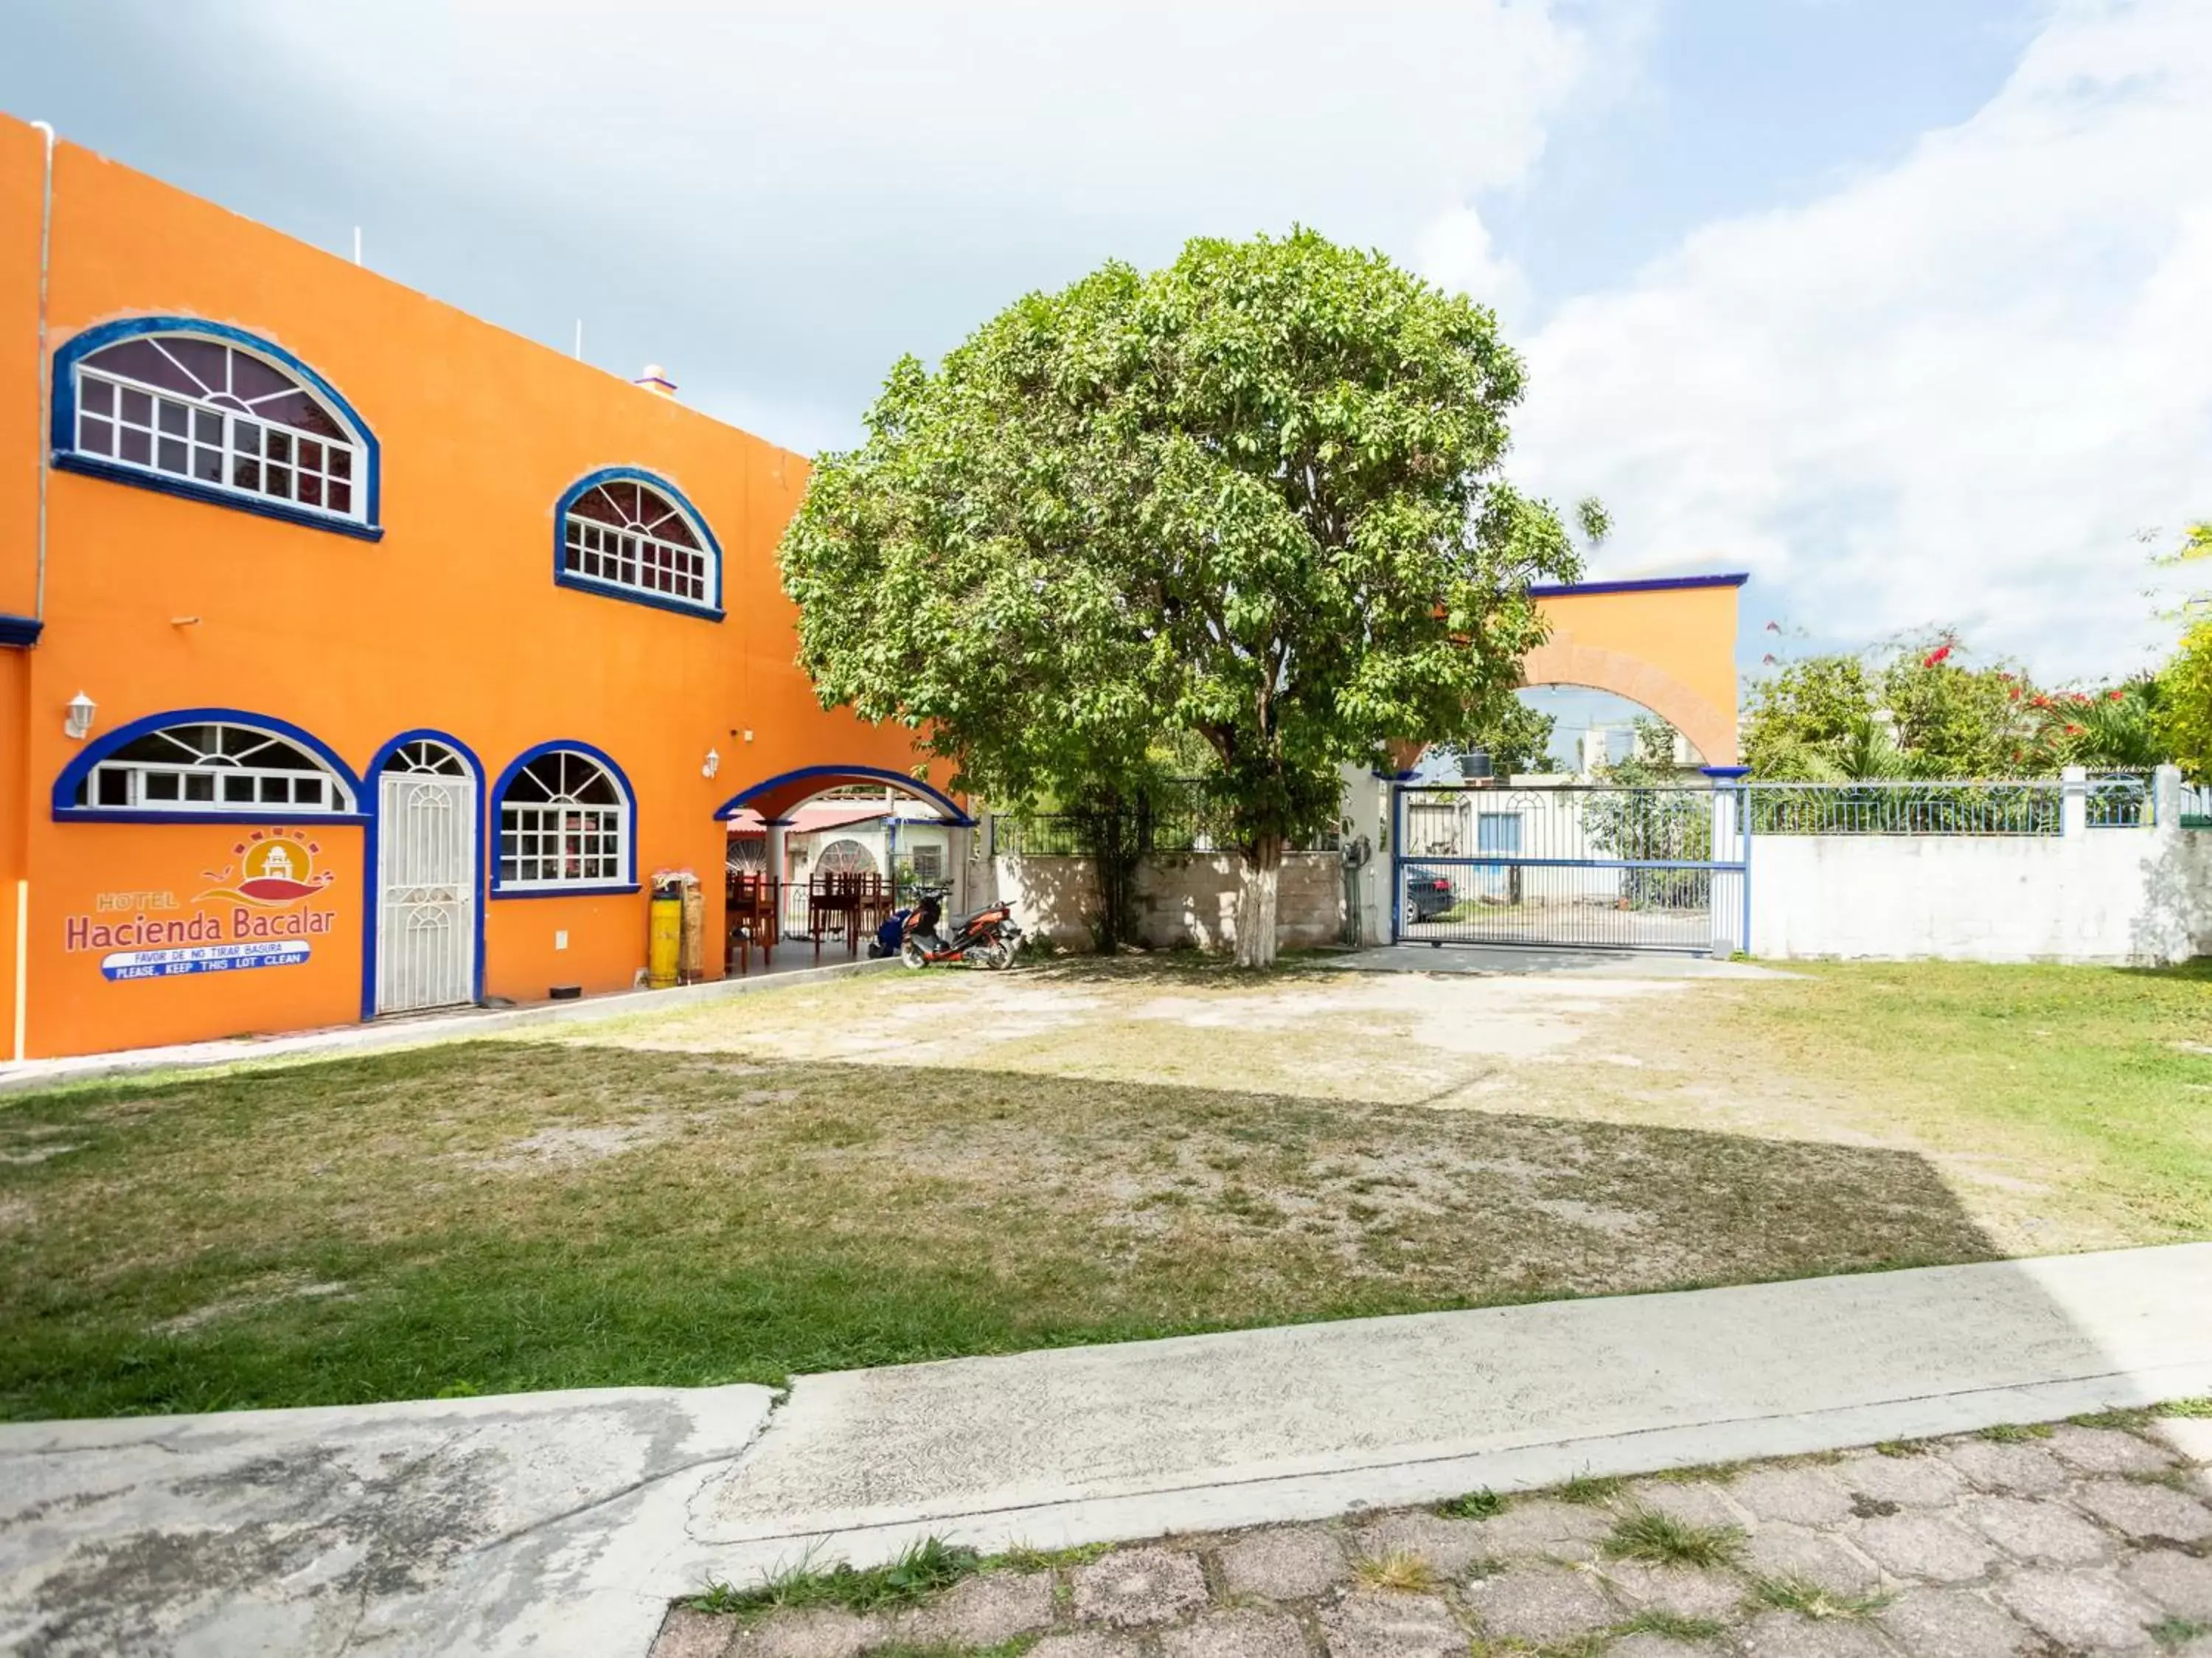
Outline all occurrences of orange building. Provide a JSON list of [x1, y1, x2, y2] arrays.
[[0, 115, 950, 1061]]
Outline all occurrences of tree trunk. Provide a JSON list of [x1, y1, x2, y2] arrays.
[[1234, 834, 1283, 968]]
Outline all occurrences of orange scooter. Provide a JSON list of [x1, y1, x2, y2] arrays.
[[895, 887, 1021, 970]]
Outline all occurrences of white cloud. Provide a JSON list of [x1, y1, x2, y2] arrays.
[[1413, 202, 1526, 326], [1513, 0, 2212, 679], [209, 0, 1609, 454]]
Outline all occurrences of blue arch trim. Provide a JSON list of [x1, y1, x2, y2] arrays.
[[712, 763, 975, 828], [52, 707, 368, 824], [1527, 572, 1748, 599], [359, 730, 489, 1021], [552, 466, 725, 620], [487, 739, 641, 898], [51, 316, 383, 541]]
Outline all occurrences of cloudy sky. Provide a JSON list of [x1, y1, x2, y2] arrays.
[[8, 0, 2205, 682]]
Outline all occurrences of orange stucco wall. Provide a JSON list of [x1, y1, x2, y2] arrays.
[[1, 116, 927, 1059], [1524, 580, 1743, 766]]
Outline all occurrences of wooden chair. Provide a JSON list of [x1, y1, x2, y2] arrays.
[[725, 873, 779, 975]]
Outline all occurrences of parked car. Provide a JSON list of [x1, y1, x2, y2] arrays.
[[1402, 867, 1458, 926]]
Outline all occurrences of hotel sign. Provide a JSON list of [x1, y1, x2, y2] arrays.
[[63, 828, 339, 983]]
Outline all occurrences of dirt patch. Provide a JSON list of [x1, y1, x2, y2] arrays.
[[463, 1118, 675, 1171], [155, 1277, 352, 1336]]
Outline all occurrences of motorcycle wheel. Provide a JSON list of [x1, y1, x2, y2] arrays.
[[978, 938, 1013, 971], [899, 938, 929, 971]]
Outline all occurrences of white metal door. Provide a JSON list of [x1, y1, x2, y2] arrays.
[[377, 750, 476, 1013]]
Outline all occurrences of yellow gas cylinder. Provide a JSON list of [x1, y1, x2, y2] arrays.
[[647, 887, 684, 989]]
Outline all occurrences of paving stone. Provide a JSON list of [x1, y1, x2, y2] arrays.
[[1875, 1587, 2032, 1658], [1624, 1477, 1745, 1530], [1461, 1564, 1618, 1643], [1939, 1439, 2070, 1496], [651, 1606, 735, 1658], [1852, 1511, 1998, 1584], [1317, 1591, 1464, 1658], [1610, 1637, 1729, 1658], [1994, 1566, 2162, 1652], [1834, 1449, 1968, 1509], [894, 1570, 1054, 1645], [2120, 1547, 2212, 1620], [1741, 1609, 1896, 1657], [2150, 1418, 2212, 1464], [1029, 1635, 1135, 1658], [1958, 1494, 2111, 1564], [1161, 1610, 1308, 1658], [1217, 1525, 1349, 1600], [2071, 1477, 2212, 1542], [1071, 1547, 1209, 1628], [729, 1608, 886, 1658], [1742, 1522, 1882, 1597], [1601, 1558, 1747, 1621], [1349, 1511, 1492, 1576], [1731, 1466, 1856, 1527], [1467, 1497, 1615, 1563], [2045, 1423, 2176, 1476]]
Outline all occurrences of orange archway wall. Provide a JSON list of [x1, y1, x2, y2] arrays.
[[1521, 574, 1745, 767]]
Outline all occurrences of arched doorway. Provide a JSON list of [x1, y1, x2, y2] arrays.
[[713, 765, 976, 948]]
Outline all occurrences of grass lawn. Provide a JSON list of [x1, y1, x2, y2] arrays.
[[0, 956, 2205, 1421]]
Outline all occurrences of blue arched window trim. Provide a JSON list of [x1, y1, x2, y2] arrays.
[[359, 729, 489, 1019], [487, 739, 641, 898], [711, 763, 975, 828], [552, 466, 724, 620], [52, 707, 368, 825], [51, 316, 383, 542]]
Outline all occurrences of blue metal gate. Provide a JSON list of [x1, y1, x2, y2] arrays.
[[1391, 780, 1749, 954]]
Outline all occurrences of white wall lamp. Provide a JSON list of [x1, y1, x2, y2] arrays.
[[63, 691, 96, 741], [702, 748, 721, 780]]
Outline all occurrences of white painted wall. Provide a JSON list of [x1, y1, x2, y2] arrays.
[[1750, 773, 2206, 965]]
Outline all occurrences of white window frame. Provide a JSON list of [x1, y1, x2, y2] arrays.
[[80, 722, 356, 816], [496, 752, 631, 891], [561, 481, 716, 611], [71, 336, 368, 524]]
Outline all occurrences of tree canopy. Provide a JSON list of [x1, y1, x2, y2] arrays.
[[780, 228, 1583, 962], [1745, 631, 2168, 780]]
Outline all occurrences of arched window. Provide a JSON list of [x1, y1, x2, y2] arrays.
[[814, 838, 877, 875], [555, 470, 722, 618], [69, 719, 356, 815], [55, 321, 377, 536], [495, 747, 633, 892]]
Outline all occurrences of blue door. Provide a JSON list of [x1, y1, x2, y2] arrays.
[[1474, 812, 1521, 900]]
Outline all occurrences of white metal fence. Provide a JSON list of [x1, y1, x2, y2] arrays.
[[1742, 771, 2156, 836]]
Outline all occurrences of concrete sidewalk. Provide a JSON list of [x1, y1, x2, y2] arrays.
[[5, 1245, 2211, 1657]]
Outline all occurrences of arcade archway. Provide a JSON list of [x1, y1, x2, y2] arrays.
[[1521, 573, 1745, 768]]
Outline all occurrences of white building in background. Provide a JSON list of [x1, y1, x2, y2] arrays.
[[726, 791, 956, 888]]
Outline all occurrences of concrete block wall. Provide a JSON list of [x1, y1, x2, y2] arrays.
[[1749, 816, 2208, 966], [990, 852, 1346, 951]]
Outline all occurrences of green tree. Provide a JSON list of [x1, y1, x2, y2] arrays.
[[1582, 719, 1708, 907], [1743, 634, 2035, 779], [2157, 625, 2212, 779], [2153, 524, 2212, 779], [1741, 656, 1880, 780], [1433, 698, 1559, 778], [781, 229, 1582, 965]]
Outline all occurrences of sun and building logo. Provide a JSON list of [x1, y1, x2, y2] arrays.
[[196, 830, 335, 906]]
